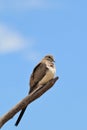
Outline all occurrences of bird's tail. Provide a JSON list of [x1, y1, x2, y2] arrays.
[[15, 107, 27, 126]]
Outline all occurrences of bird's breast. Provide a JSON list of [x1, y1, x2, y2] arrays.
[[39, 65, 56, 85]]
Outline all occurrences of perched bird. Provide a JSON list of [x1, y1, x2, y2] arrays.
[[15, 55, 56, 126]]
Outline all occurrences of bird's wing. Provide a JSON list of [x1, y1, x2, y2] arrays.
[[29, 62, 48, 93]]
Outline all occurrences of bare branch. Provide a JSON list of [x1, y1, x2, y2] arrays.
[[0, 77, 59, 128]]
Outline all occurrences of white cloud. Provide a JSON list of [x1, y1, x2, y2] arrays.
[[0, 24, 27, 53], [0, 24, 40, 62], [0, 0, 63, 12]]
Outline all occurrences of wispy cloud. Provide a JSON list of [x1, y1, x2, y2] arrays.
[[0, 24, 40, 61], [0, 0, 63, 12], [0, 24, 27, 53]]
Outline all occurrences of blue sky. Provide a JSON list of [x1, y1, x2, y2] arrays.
[[0, 0, 87, 129]]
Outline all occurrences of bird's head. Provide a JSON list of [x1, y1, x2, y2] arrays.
[[43, 55, 55, 62]]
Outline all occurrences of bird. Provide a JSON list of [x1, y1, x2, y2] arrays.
[[15, 54, 56, 126]]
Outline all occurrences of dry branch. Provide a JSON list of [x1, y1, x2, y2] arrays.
[[0, 77, 59, 128]]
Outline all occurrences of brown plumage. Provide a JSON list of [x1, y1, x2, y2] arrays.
[[29, 63, 48, 93], [15, 55, 56, 126]]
